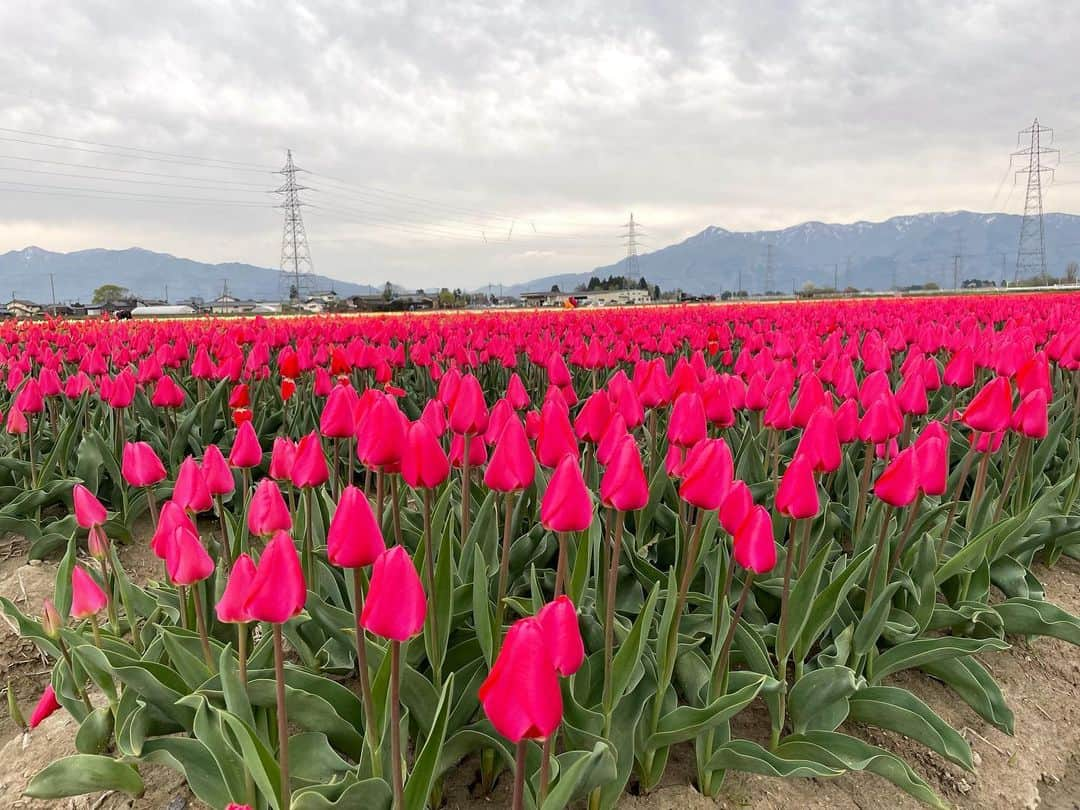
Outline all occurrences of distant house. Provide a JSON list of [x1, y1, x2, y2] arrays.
[[7, 299, 42, 318], [521, 288, 651, 308], [208, 294, 282, 315]]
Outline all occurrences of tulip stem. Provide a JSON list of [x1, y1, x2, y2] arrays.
[[215, 494, 232, 572], [391, 476, 403, 546], [90, 614, 101, 647], [647, 409, 658, 481], [940, 439, 978, 558], [775, 520, 799, 677], [238, 622, 248, 685], [57, 636, 93, 713], [240, 468, 252, 557], [494, 492, 515, 659], [98, 557, 118, 634], [714, 572, 754, 692], [423, 488, 440, 681], [554, 531, 569, 597], [192, 581, 215, 671], [302, 487, 315, 584], [376, 468, 386, 535], [512, 740, 527, 810], [968, 450, 991, 529], [602, 511, 626, 725], [351, 568, 381, 779], [177, 585, 189, 630], [863, 506, 894, 615], [145, 488, 158, 528], [390, 640, 404, 810], [853, 443, 874, 540], [461, 435, 472, 542], [887, 493, 923, 579], [272, 624, 291, 810], [26, 421, 36, 488], [539, 739, 552, 805]]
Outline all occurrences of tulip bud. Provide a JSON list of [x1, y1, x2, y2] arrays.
[[8, 680, 26, 731], [41, 599, 63, 639], [70, 566, 108, 620], [540, 456, 593, 533], [28, 684, 61, 730], [360, 546, 426, 641], [244, 531, 306, 623], [479, 617, 563, 742]]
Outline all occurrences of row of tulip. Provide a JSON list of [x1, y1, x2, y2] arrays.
[[2, 294, 1080, 809]]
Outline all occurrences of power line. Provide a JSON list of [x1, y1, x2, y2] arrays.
[[0, 179, 272, 206], [0, 125, 270, 170], [0, 153, 269, 187], [0, 165, 273, 193]]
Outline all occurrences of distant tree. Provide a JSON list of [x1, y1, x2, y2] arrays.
[[382, 282, 394, 301], [652, 284, 661, 300], [720, 291, 732, 301], [1067, 262, 1078, 283], [550, 284, 561, 293], [638, 277, 649, 290], [92, 284, 130, 304], [288, 284, 298, 301]]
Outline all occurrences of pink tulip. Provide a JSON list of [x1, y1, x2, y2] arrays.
[[121, 441, 166, 488], [244, 531, 306, 623], [229, 420, 263, 468], [327, 486, 385, 568], [70, 565, 108, 619], [201, 444, 236, 496], [248, 479, 292, 536], [216, 554, 256, 623], [72, 483, 107, 528], [28, 684, 61, 729], [484, 415, 535, 492], [292, 431, 330, 488], [540, 455, 593, 533], [600, 434, 649, 512], [359, 546, 426, 641], [479, 617, 563, 742], [167, 525, 215, 586], [776, 454, 820, 520], [733, 505, 777, 574], [401, 421, 450, 490], [678, 438, 733, 510], [874, 445, 921, 507], [536, 596, 584, 677], [173, 456, 213, 513]]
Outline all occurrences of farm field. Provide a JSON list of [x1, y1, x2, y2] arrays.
[[1, 294, 1079, 810]]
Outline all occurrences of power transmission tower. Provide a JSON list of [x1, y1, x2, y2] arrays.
[[844, 255, 852, 290], [620, 213, 642, 283], [275, 150, 315, 302], [1012, 119, 1058, 285], [764, 244, 775, 294]]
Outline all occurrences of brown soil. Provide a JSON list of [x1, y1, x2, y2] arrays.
[[0, 532, 1078, 809]]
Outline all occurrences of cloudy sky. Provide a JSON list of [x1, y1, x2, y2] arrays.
[[1, 0, 1078, 291]]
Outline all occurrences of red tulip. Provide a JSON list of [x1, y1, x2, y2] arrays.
[[28, 684, 61, 729], [596, 412, 628, 467], [540, 455, 593, 533], [357, 393, 406, 469], [484, 415, 536, 492], [5, 405, 27, 435], [733, 505, 776, 573], [229, 420, 263, 468], [790, 374, 828, 428], [402, 420, 450, 489], [151, 375, 186, 409], [1013, 389, 1048, 439], [506, 372, 530, 410], [914, 436, 947, 496], [574, 391, 611, 443], [122, 441, 166, 488], [229, 384, 250, 409], [248, 479, 292, 536], [73, 483, 107, 528], [776, 454, 820, 520], [327, 485, 385, 568], [449, 432, 488, 468], [292, 431, 330, 488], [201, 444, 235, 496], [944, 347, 975, 388], [280, 378, 297, 401], [536, 398, 579, 468], [963, 376, 1013, 434], [320, 385, 357, 438], [667, 392, 707, 447], [216, 554, 256, 623], [796, 407, 842, 473], [269, 436, 297, 481], [874, 445, 920, 507], [536, 595, 584, 676], [360, 546, 426, 640], [173, 456, 213, 513], [479, 617, 563, 742], [244, 531, 306, 623], [678, 438, 733, 510], [167, 525, 215, 586], [719, 480, 753, 535], [15, 378, 44, 414], [448, 373, 488, 435], [600, 434, 649, 512], [70, 565, 108, 619], [151, 500, 197, 559]]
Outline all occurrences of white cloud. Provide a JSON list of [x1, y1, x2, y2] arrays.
[[0, 0, 1076, 289]]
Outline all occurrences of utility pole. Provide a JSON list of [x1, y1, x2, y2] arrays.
[[48, 273, 56, 307], [952, 230, 964, 290], [833, 263, 839, 292], [1012, 119, 1058, 285], [764, 243, 775, 295], [844, 255, 852, 290], [275, 150, 315, 301]]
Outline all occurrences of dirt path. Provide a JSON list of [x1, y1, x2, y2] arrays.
[[1, 537, 1079, 809]]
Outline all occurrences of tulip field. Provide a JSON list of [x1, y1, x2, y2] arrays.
[[3, 293, 1080, 809]]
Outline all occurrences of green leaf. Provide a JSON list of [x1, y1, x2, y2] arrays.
[[540, 742, 617, 810], [472, 551, 493, 667], [219, 708, 282, 810], [788, 666, 858, 734], [645, 675, 763, 749], [853, 582, 903, 656], [289, 732, 353, 785], [793, 547, 871, 663], [920, 656, 1014, 734], [706, 738, 843, 777], [777, 540, 830, 662], [777, 731, 946, 809], [292, 777, 393, 810], [141, 737, 235, 809], [848, 686, 972, 770], [24, 755, 144, 800], [403, 673, 455, 810], [995, 597, 1080, 645], [74, 707, 114, 755], [869, 636, 1009, 684], [610, 580, 659, 708]]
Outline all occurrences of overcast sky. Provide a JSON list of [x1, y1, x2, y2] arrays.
[[1, 0, 1078, 291]]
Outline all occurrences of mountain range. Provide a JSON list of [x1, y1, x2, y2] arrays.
[[3, 211, 1079, 303], [0, 247, 378, 304], [505, 211, 1080, 295]]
